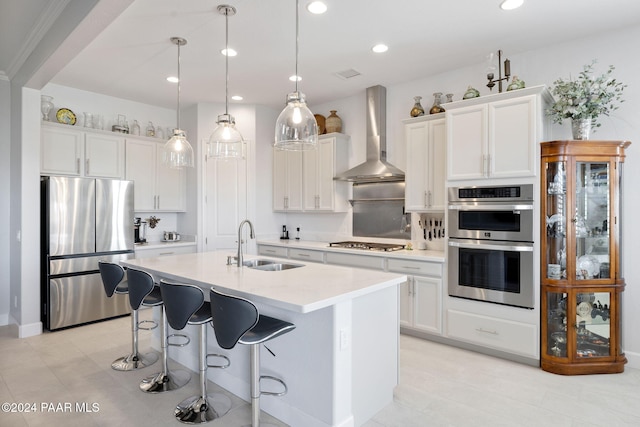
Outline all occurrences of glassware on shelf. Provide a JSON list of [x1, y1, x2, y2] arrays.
[[146, 121, 155, 137], [429, 92, 445, 114], [410, 96, 425, 117], [155, 126, 164, 139], [131, 120, 141, 135], [83, 112, 94, 128], [41, 96, 54, 121], [445, 93, 454, 103]]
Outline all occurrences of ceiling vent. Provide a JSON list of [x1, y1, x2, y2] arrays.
[[334, 69, 361, 80]]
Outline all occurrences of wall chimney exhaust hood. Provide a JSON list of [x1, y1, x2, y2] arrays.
[[334, 85, 405, 182]]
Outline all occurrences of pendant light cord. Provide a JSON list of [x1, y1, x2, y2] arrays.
[[295, 0, 299, 94], [177, 41, 182, 129], [225, 9, 230, 115]]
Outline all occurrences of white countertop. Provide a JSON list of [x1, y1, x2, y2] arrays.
[[257, 238, 446, 263], [121, 251, 406, 313]]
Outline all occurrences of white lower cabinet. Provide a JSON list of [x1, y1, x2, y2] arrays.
[[389, 259, 443, 335], [447, 309, 538, 358], [257, 245, 288, 258]]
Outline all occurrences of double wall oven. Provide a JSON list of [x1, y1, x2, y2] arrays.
[[448, 184, 535, 309]]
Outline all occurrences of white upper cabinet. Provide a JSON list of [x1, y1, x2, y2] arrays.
[[446, 86, 551, 182], [125, 137, 185, 212], [404, 116, 446, 211], [273, 133, 349, 212], [41, 123, 124, 178]]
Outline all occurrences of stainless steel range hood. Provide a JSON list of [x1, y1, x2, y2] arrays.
[[334, 85, 405, 182]]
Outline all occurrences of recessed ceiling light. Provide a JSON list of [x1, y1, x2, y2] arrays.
[[166, 76, 179, 83], [221, 48, 237, 57], [307, 1, 327, 14], [231, 95, 243, 101], [500, 0, 524, 10], [372, 44, 388, 53], [289, 75, 302, 82]]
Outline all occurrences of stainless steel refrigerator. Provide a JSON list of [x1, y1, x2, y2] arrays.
[[41, 176, 135, 330]]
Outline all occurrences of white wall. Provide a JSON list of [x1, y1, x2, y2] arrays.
[[0, 79, 10, 325]]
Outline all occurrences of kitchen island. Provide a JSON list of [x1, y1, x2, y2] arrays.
[[121, 251, 406, 427]]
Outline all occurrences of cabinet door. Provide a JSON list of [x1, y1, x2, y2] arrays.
[[155, 147, 186, 211], [405, 121, 429, 211], [273, 149, 303, 211], [412, 276, 442, 334], [41, 126, 83, 176], [316, 138, 337, 210], [489, 95, 537, 178], [447, 104, 487, 180], [429, 119, 447, 210], [302, 145, 320, 210], [85, 133, 125, 178], [125, 139, 156, 211]]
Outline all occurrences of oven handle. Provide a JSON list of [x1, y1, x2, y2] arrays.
[[448, 204, 533, 211], [448, 240, 534, 252]]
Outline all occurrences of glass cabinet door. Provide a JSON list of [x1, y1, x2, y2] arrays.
[[545, 161, 567, 279], [574, 291, 612, 358], [546, 291, 567, 357], [574, 162, 610, 280]]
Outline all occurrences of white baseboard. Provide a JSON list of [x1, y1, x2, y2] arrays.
[[624, 350, 640, 370], [8, 315, 43, 338]]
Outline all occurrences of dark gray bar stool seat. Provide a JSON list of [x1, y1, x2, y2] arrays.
[[124, 268, 191, 394], [209, 288, 295, 427], [161, 280, 232, 424], [98, 261, 158, 371]]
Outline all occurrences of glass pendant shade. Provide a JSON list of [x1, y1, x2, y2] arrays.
[[164, 129, 194, 168], [164, 37, 194, 168], [208, 114, 245, 158], [274, 91, 318, 150]]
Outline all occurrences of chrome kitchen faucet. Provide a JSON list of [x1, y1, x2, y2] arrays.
[[232, 219, 255, 267]]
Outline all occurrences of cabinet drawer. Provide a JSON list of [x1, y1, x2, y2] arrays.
[[325, 252, 384, 270], [289, 248, 324, 263], [387, 258, 442, 277], [447, 309, 537, 357], [258, 245, 288, 258], [134, 245, 196, 259]]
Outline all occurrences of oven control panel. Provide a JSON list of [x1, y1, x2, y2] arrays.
[[449, 184, 533, 202]]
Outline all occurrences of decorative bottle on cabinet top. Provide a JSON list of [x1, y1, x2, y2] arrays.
[[429, 92, 445, 114], [410, 96, 425, 117], [325, 110, 342, 133]]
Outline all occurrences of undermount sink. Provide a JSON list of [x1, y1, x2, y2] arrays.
[[242, 259, 276, 268], [242, 259, 303, 271]]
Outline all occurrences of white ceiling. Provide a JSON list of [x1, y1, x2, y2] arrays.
[[4, 0, 640, 110]]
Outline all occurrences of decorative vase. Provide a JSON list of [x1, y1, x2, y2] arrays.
[[314, 114, 326, 134], [571, 119, 591, 140], [507, 75, 525, 91], [445, 93, 454, 103], [41, 95, 54, 121], [429, 92, 445, 114], [410, 96, 425, 117], [325, 110, 342, 133], [463, 86, 480, 99]]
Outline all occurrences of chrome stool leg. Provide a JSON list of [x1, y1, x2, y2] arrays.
[[111, 308, 159, 371], [245, 344, 288, 427], [140, 306, 190, 392], [175, 323, 231, 424]]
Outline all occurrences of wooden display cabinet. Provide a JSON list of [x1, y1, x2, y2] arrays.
[[540, 140, 630, 375]]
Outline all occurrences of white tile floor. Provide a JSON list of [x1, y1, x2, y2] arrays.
[[1, 312, 639, 427]]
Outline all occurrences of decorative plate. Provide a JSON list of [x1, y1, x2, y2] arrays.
[[577, 255, 600, 279], [56, 108, 76, 125]]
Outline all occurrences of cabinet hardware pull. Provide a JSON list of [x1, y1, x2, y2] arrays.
[[265, 249, 276, 253], [298, 253, 310, 257], [476, 327, 498, 335], [86, 159, 90, 175], [157, 195, 160, 209], [401, 266, 421, 270], [159, 252, 174, 256], [76, 158, 80, 174], [428, 191, 432, 207], [424, 191, 428, 207]]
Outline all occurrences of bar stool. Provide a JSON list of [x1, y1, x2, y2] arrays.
[[209, 288, 295, 427], [160, 280, 232, 424], [126, 269, 191, 394], [98, 261, 158, 371]]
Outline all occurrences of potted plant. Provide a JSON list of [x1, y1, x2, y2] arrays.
[[546, 60, 626, 140]]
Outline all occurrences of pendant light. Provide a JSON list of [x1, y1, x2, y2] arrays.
[[274, 0, 318, 151], [163, 37, 195, 168], [208, 5, 245, 159]]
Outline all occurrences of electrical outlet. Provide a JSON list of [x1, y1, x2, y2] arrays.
[[339, 329, 349, 350]]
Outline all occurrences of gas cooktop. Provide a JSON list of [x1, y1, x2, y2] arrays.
[[329, 241, 406, 252]]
